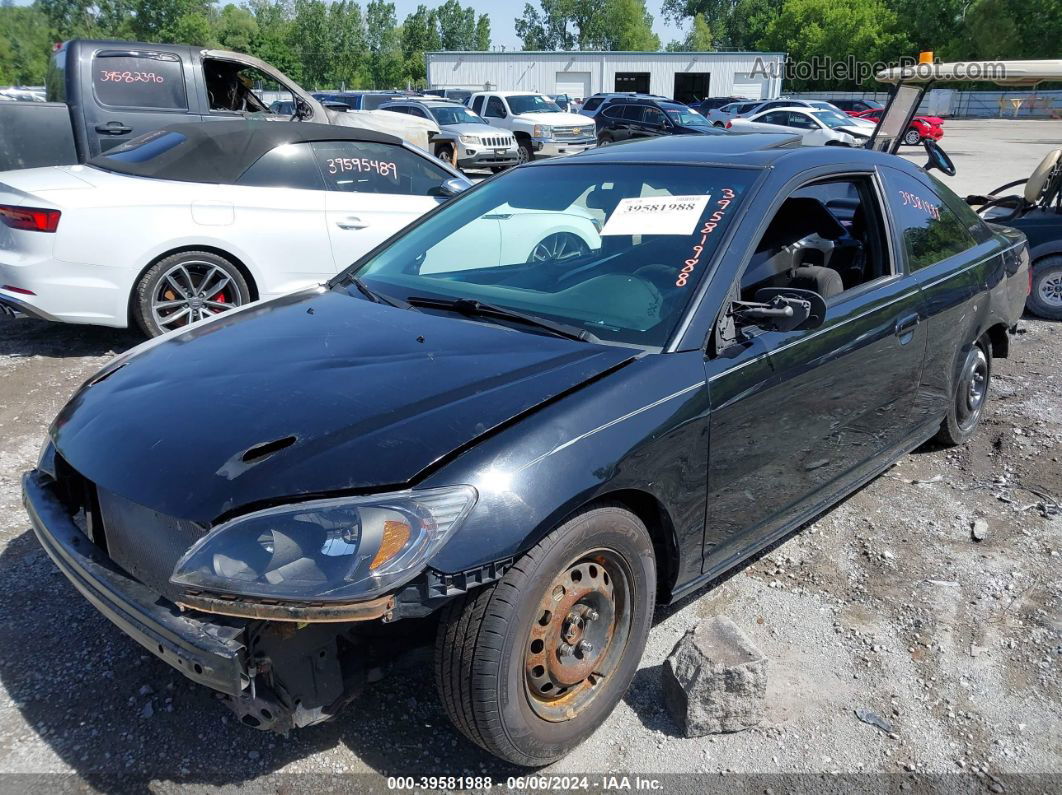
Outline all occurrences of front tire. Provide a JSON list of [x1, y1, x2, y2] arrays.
[[517, 139, 534, 165], [1027, 255, 1062, 320], [903, 128, 922, 146], [134, 251, 250, 337], [435, 143, 456, 166], [935, 337, 991, 445], [435, 505, 655, 766]]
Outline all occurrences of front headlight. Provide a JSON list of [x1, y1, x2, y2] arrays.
[[533, 124, 552, 139], [459, 133, 480, 144], [171, 486, 477, 602]]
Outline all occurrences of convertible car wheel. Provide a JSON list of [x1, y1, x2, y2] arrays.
[[935, 337, 991, 445], [435, 505, 655, 766], [1027, 256, 1062, 320], [903, 128, 922, 146], [135, 251, 250, 337], [528, 233, 590, 263]]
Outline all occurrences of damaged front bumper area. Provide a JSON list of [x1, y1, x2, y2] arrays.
[[21, 470, 391, 732], [23, 469, 250, 696]]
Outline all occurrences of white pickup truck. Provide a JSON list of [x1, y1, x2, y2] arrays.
[[468, 91, 596, 164]]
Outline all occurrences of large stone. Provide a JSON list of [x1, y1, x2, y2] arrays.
[[662, 616, 767, 736]]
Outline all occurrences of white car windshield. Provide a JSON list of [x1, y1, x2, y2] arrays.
[[813, 110, 855, 129], [431, 106, 487, 125], [507, 95, 562, 114], [346, 163, 757, 349]]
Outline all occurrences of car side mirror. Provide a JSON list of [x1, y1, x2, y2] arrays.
[[293, 98, 314, 120], [429, 177, 472, 200], [923, 138, 956, 177], [733, 287, 827, 333]]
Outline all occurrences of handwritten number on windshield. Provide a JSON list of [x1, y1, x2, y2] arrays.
[[676, 188, 735, 288]]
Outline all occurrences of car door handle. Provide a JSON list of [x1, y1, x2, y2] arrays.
[[894, 313, 920, 341], [95, 122, 132, 135], [336, 216, 368, 230]]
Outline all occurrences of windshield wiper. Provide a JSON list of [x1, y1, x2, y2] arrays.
[[406, 296, 600, 343], [349, 277, 414, 310]]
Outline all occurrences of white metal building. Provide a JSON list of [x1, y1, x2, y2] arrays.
[[425, 50, 786, 103]]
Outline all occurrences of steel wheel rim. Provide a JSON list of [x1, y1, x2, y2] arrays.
[[957, 346, 988, 430], [528, 233, 588, 263], [904, 129, 921, 145], [523, 549, 633, 722], [1037, 271, 1062, 307], [151, 260, 241, 331]]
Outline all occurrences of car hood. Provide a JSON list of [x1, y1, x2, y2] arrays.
[[444, 123, 509, 136], [50, 288, 635, 525], [518, 112, 591, 127], [836, 125, 870, 138]]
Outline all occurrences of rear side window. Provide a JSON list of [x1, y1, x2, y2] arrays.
[[310, 141, 450, 195], [471, 95, 484, 114], [622, 105, 644, 121], [883, 169, 979, 271], [237, 142, 324, 190], [92, 52, 187, 110], [582, 97, 603, 112], [602, 104, 625, 120]]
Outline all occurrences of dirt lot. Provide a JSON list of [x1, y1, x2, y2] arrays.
[[0, 121, 1059, 789]]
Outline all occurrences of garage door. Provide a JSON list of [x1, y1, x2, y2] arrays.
[[556, 71, 591, 100], [732, 73, 768, 100]]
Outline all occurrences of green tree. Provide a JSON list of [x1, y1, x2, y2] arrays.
[[365, 0, 403, 88], [215, 3, 258, 53], [516, 0, 658, 51], [329, 1, 368, 88], [292, 0, 331, 87], [666, 10, 712, 50], [474, 12, 489, 50], [436, 0, 474, 50], [0, 4, 51, 83], [247, 0, 302, 81], [400, 3, 440, 85], [589, 0, 659, 50]]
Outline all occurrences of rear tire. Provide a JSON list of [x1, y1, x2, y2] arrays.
[[935, 336, 991, 446], [1026, 255, 1062, 320], [134, 251, 250, 338], [435, 505, 655, 766]]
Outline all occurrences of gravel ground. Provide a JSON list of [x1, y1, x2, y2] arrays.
[[0, 120, 1059, 790]]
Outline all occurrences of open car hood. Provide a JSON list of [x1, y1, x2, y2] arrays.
[[50, 289, 635, 525]]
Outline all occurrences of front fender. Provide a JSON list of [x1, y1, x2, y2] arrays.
[[419, 351, 710, 595]]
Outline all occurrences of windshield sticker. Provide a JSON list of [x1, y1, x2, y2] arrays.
[[676, 188, 735, 288], [600, 195, 711, 237]]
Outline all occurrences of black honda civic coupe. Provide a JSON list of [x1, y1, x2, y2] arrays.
[[24, 133, 1029, 766]]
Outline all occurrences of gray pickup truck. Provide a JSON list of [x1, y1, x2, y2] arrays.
[[0, 39, 444, 171]]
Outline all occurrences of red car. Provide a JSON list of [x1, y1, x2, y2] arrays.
[[854, 108, 944, 146]]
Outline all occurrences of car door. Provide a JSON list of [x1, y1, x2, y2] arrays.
[[310, 140, 451, 269], [786, 111, 830, 145], [82, 47, 201, 156], [702, 169, 929, 567], [228, 141, 335, 295], [636, 106, 671, 138], [483, 95, 509, 129], [748, 110, 794, 133]]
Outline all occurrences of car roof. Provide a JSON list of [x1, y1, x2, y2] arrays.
[[539, 133, 906, 174], [86, 121, 403, 184]]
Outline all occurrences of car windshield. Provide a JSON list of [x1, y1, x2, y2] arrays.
[[507, 94, 562, 114], [863, 99, 884, 109], [430, 105, 486, 125], [343, 164, 756, 349], [813, 110, 854, 129], [664, 107, 710, 126]]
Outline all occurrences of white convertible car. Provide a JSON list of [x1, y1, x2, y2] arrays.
[[0, 121, 602, 336], [727, 106, 871, 147]]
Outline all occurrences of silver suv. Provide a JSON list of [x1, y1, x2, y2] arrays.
[[380, 98, 519, 172]]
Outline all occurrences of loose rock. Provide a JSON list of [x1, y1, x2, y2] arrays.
[[662, 616, 767, 737]]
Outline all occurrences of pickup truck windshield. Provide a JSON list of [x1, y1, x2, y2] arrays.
[[346, 163, 756, 349], [507, 95, 562, 114]]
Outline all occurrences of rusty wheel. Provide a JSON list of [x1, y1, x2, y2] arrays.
[[524, 551, 632, 721], [435, 504, 655, 766]]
